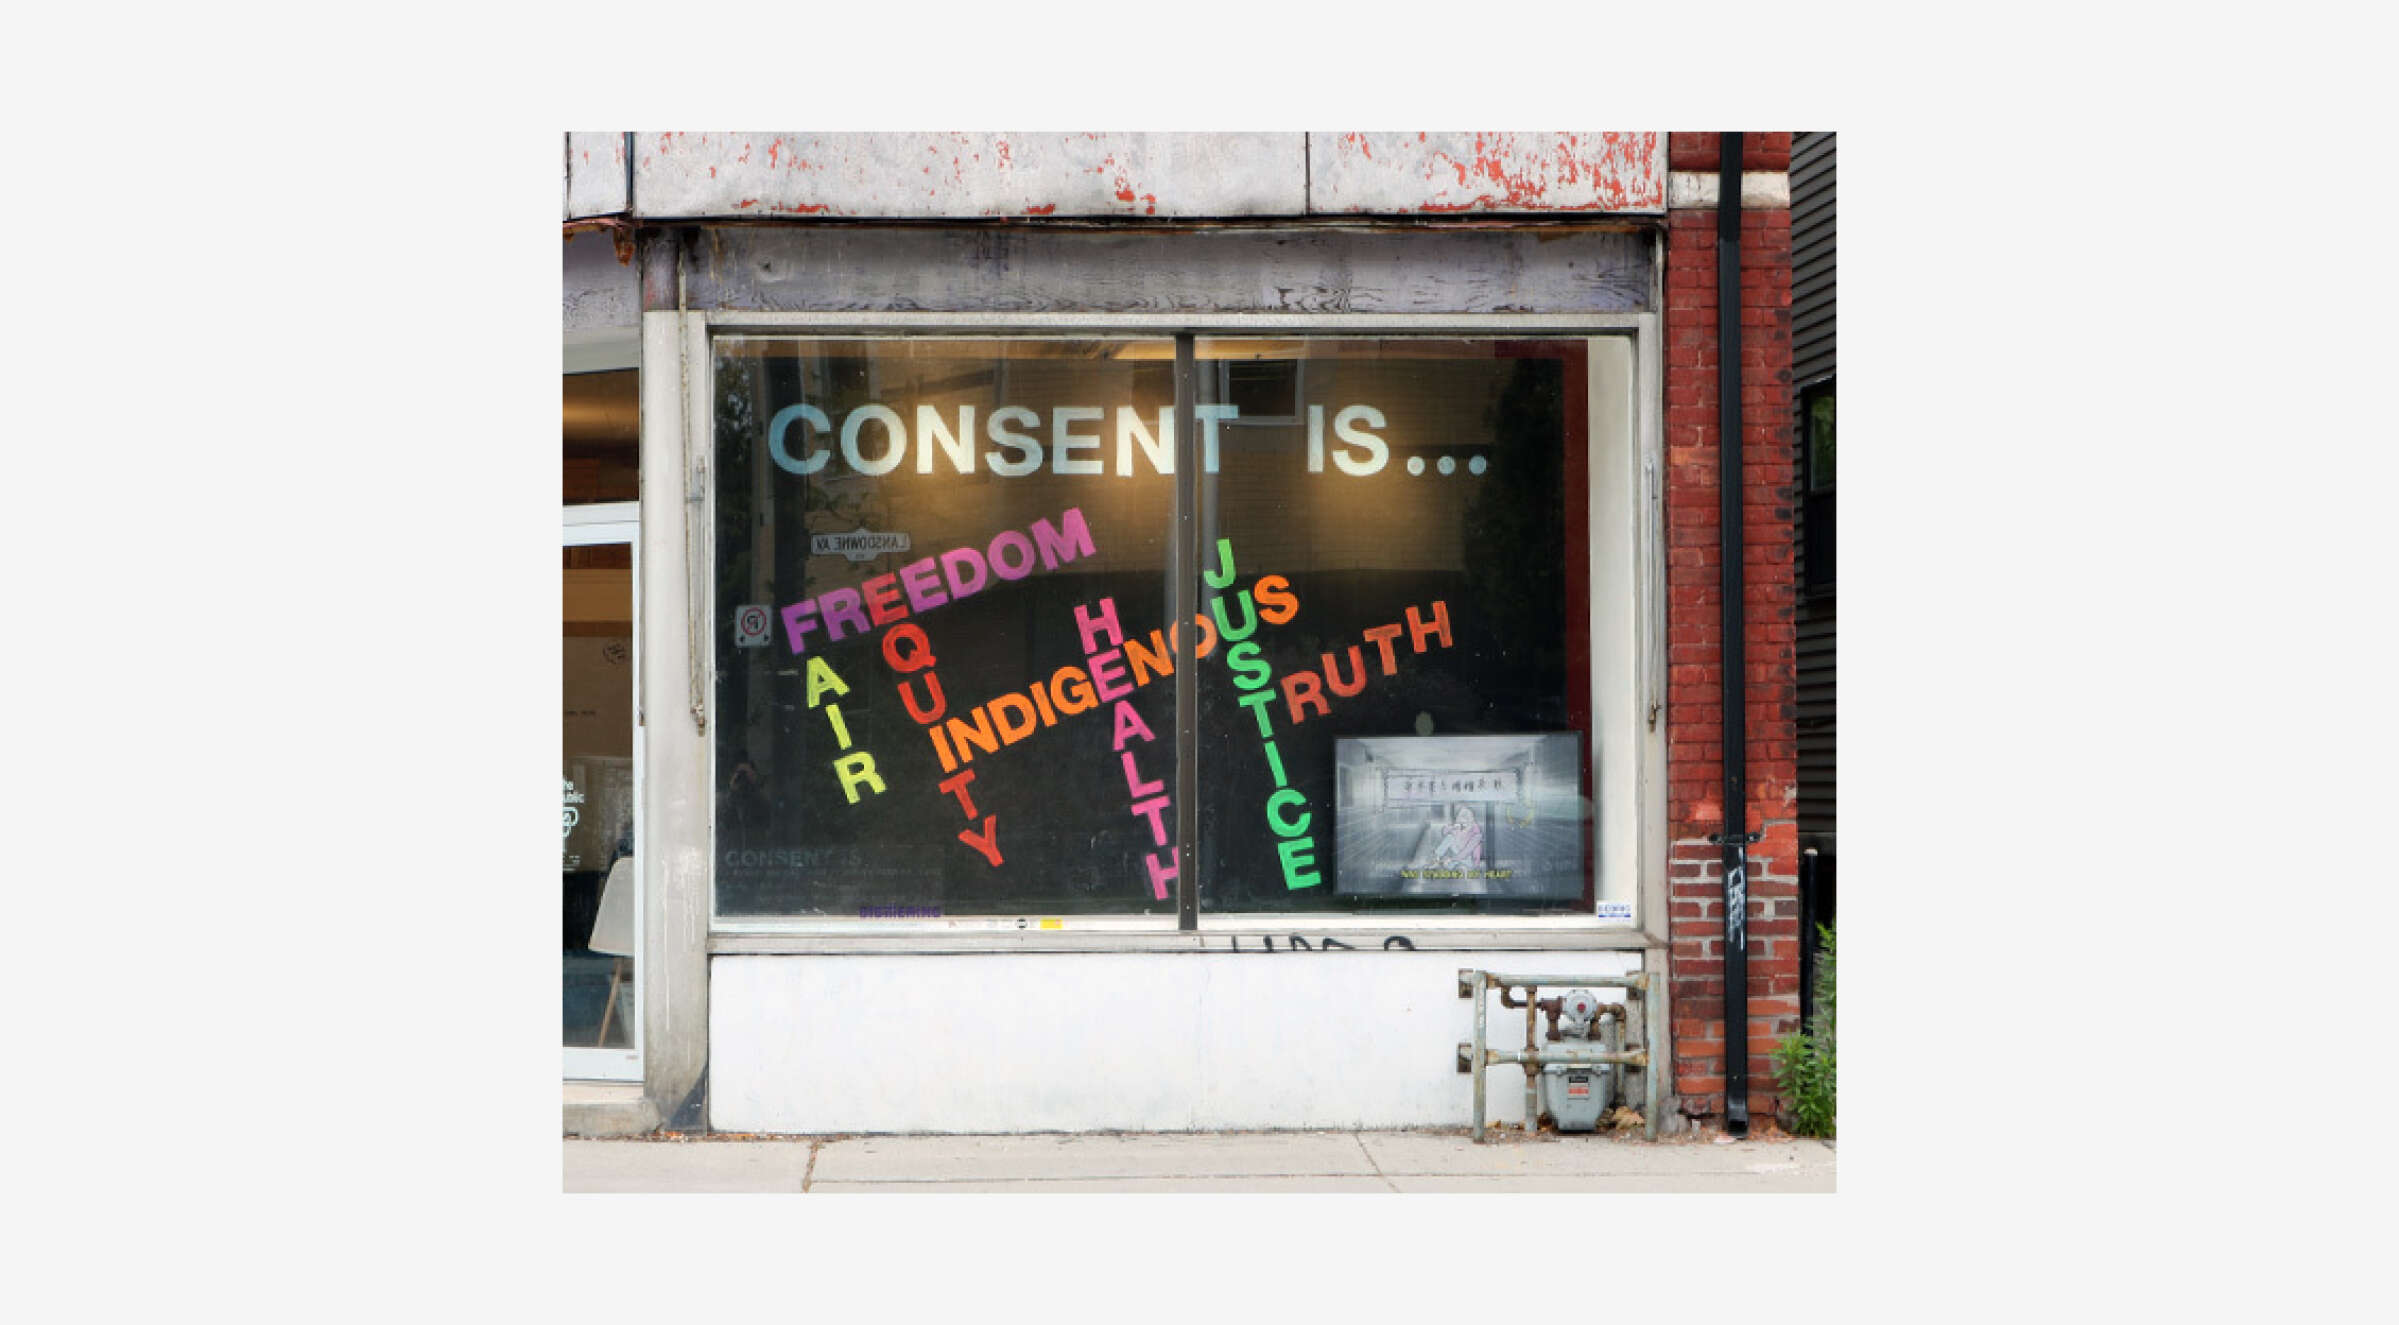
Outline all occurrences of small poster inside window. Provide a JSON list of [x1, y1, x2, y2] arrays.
[[1332, 734, 1585, 899]]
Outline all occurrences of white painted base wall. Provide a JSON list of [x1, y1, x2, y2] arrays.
[[710, 950, 1645, 1134]]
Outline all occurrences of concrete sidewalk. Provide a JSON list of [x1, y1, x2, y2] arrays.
[[564, 1129, 1834, 1193]]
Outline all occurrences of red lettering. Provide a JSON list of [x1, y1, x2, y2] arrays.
[[938, 769, 980, 821], [957, 815, 1003, 867], [1281, 669, 1329, 726], [897, 672, 946, 724], [861, 573, 907, 627], [1321, 644, 1368, 697], [882, 623, 935, 673], [1406, 600, 1452, 653]]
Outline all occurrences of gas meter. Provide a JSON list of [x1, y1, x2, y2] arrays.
[[1559, 990, 1602, 1035], [1542, 988, 1616, 1132]]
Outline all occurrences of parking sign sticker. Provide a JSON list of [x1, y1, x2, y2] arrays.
[[734, 604, 773, 648]]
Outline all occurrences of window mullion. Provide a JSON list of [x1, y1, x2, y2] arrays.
[[1172, 333, 1199, 931]]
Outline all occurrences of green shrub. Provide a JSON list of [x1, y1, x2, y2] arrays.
[[1772, 923, 1836, 1136]]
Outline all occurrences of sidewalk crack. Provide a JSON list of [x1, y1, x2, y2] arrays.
[[1356, 1133, 1398, 1192], [802, 1139, 821, 1193]]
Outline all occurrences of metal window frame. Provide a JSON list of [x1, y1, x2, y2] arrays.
[[675, 310, 1665, 955]]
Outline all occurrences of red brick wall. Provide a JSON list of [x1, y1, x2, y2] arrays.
[[1661, 132, 1799, 1128], [1668, 131, 1793, 172]]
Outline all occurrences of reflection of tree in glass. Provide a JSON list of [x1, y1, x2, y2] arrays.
[[713, 356, 761, 610], [1462, 358, 1567, 693]]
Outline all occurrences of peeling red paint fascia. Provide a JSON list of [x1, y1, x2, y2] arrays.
[[563, 216, 636, 265], [1376, 132, 1664, 213]]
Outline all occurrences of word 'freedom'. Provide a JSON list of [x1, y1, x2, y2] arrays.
[[765, 403, 1398, 479]]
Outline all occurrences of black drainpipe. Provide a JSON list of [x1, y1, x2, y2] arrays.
[[1712, 132, 1757, 1135]]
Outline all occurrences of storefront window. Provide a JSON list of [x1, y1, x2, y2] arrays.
[[714, 338, 1177, 917], [713, 334, 1611, 922], [1194, 339, 1591, 913]]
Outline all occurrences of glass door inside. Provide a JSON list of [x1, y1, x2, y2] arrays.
[[564, 507, 639, 1079]]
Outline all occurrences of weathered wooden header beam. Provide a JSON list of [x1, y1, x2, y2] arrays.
[[640, 224, 1654, 316]]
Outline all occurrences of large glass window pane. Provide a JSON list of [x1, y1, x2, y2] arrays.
[[564, 542, 636, 1049], [714, 338, 1177, 917], [1193, 339, 1594, 914]]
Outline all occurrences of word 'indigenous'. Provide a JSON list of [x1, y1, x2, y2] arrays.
[[924, 609, 1250, 771], [782, 507, 1095, 654]]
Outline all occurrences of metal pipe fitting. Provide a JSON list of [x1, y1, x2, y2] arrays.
[[1458, 969, 1661, 1143], [1485, 1047, 1648, 1068]]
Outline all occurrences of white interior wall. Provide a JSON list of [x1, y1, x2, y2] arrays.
[[711, 949, 1643, 1133]]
